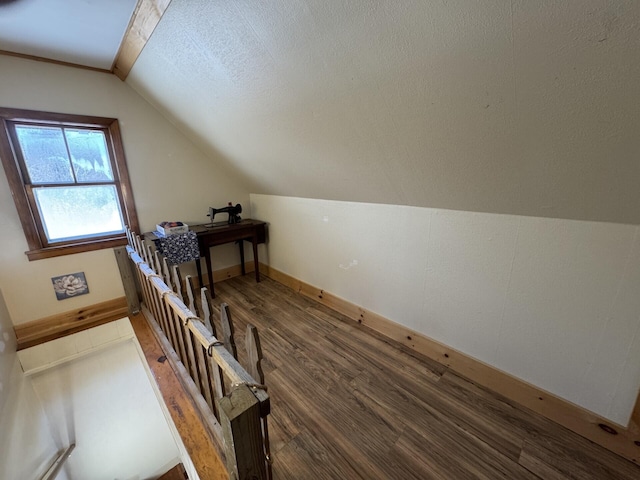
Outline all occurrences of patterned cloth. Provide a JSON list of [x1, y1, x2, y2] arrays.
[[152, 230, 200, 265]]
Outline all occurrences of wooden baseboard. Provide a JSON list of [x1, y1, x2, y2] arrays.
[[211, 261, 256, 284], [14, 296, 128, 350], [259, 263, 640, 464]]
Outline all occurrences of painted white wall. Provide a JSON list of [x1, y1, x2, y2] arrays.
[[0, 55, 251, 325], [20, 326, 181, 480], [251, 194, 640, 426], [0, 289, 64, 480]]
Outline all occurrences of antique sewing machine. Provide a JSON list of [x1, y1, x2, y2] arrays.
[[207, 202, 242, 225]]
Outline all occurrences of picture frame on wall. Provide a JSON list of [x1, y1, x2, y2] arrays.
[[51, 272, 89, 300]]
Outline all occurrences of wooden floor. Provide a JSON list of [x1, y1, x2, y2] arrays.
[[208, 274, 640, 480]]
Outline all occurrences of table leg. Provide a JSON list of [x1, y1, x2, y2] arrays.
[[204, 246, 215, 297], [195, 257, 203, 288], [238, 240, 246, 276], [252, 237, 260, 282]]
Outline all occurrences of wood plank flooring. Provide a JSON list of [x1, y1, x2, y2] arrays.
[[209, 275, 640, 480]]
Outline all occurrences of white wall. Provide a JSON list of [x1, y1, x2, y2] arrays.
[[252, 194, 640, 426], [18, 320, 181, 480], [0, 55, 250, 325], [1, 293, 183, 480], [0, 289, 63, 480]]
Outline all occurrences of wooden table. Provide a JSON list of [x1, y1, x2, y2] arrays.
[[190, 219, 266, 295]]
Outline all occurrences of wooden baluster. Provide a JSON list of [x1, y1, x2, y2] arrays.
[[153, 276, 172, 340], [186, 275, 199, 317], [144, 266, 170, 352], [157, 294, 173, 349], [142, 273, 155, 317], [156, 287, 172, 342], [138, 237, 145, 260], [133, 253, 153, 316], [172, 265, 185, 302], [201, 287, 225, 408], [133, 257, 149, 308], [171, 266, 190, 374], [245, 324, 271, 478], [147, 274, 163, 329], [184, 275, 205, 394], [140, 239, 151, 266], [245, 325, 264, 385], [194, 338, 215, 414], [162, 257, 173, 292], [183, 321, 200, 386], [167, 310, 183, 367], [146, 244, 156, 272], [140, 239, 147, 261], [169, 307, 186, 365], [220, 303, 238, 360], [134, 234, 143, 256], [153, 251, 162, 277], [173, 314, 191, 374], [135, 264, 149, 308], [126, 226, 135, 248], [200, 287, 215, 335], [218, 303, 237, 416], [159, 257, 179, 349], [207, 347, 226, 408]]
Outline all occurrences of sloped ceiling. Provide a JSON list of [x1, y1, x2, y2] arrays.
[[127, 0, 640, 224]]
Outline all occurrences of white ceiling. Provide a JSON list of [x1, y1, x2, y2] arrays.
[[0, 0, 138, 70], [128, 0, 640, 224]]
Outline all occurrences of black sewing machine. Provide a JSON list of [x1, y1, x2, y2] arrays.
[[208, 203, 242, 225]]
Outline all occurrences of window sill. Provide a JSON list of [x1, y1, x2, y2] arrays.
[[26, 236, 128, 261]]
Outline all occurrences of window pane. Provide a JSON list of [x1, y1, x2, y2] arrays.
[[15, 126, 74, 184], [33, 185, 125, 242], [65, 129, 114, 182]]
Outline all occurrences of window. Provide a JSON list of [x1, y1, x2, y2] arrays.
[[0, 108, 139, 260]]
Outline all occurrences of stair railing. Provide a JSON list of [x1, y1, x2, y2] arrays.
[[121, 229, 271, 480]]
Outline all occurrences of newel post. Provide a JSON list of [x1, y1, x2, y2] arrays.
[[114, 246, 141, 314], [218, 385, 267, 480]]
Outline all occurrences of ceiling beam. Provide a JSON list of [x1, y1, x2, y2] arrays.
[[112, 0, 172, 81]]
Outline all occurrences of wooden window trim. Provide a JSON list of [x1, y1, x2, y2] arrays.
[[0, 108, 139, 261]]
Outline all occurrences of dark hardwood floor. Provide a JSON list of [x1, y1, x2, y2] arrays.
[[209, 274, 640, 480]]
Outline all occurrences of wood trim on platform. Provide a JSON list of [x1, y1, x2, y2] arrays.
[[14, 297, 128, 350], [112, 0, 172, 80], [130, 311, 227, 480], [259, 263, 640, 464]]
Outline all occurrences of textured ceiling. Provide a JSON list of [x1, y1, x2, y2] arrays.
[[127, 0, 640, 224], [0, 0, 137, 69]]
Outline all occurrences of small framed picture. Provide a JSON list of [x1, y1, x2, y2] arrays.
[[52, 272, 89, 300]]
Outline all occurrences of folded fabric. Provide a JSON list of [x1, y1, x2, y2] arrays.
[[153, 230, 200, 265]]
